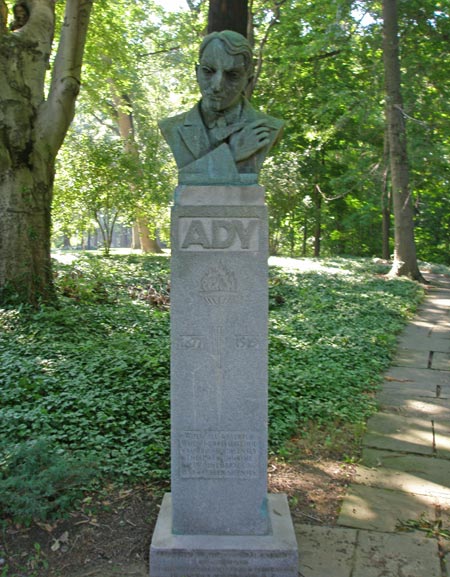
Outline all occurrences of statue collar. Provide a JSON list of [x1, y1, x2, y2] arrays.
[[199, 100, 243, 129]]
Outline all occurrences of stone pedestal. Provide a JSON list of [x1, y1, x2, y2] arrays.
[[150, 185, 298, 576], [151, 493, 298, 577]]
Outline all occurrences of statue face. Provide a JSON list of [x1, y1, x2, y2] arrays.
[[197, 39, 249, 115]]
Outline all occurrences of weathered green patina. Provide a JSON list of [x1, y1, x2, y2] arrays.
[[159, 30, 283, 186]]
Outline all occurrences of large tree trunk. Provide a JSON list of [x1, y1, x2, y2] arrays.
[[0, 0, 93, 305], [383, 0, 424, 281], [207, 0, 248, 35]]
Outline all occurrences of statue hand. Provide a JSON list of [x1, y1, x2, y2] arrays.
[[229, 120, 271, 162]]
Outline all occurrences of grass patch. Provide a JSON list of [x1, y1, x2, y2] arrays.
[[0, 254, 424, 523]]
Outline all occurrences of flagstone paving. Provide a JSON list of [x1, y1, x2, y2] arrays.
[[297, 274, 450, 577]]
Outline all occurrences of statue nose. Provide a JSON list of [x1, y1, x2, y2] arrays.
[[211, 71, 224, 92]]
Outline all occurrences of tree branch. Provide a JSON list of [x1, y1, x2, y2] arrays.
[[40, 0, 93, 156], [137, 45, 181, 59], [248, 0, 287, 97], [14, 0, 54, 47], [315, 183, 348, 202], [307, 49, 341, 62], [3, 0, 55, 106]]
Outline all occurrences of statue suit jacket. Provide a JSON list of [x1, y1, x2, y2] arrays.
[[158, 98, 284, 185]]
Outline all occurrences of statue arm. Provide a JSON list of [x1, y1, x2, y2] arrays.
[[178, 143, 239, 184]]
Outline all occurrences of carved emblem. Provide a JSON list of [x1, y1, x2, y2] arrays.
[[199, 263, 237, 305]]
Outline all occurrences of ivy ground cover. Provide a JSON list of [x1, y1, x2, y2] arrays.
[[0, 255, 423, 497]]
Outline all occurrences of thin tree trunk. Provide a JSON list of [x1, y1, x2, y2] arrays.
[[111, 88, 161, 253], [302, 213, 308, 257], [383, 0, 424, 281], [313, 187, 321, 258], [131, 223, 141, 249], [381, 128, 391, 260], [381, 188, 392, 260]]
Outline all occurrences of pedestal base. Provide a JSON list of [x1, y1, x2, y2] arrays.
[[149, 493, 298, 577]]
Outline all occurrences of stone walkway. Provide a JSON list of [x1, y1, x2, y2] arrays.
[[296, 273, 450, 577]]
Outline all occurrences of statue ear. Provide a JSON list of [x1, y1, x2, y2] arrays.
[[195, 63, 200, 82]]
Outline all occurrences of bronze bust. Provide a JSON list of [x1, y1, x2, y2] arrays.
[[159, 30, 283, 186]]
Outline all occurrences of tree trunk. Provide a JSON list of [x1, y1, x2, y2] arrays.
[[0, 0, 93, 305], [0, 166, 54, 303], [0, 0, 7, 33], [312, 187, 321, 258], [131, 223, 141, 249], [382, 0, 424, 281], [137, 217, 162, 254], [207, 0, 248, 36], [381, 188, 391, 260], [111, 88, 161, 253], [381, 128, 391, 260], [302, 212, 308, 257]]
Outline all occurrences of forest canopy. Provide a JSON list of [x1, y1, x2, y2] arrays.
[[0, 0, 449, 305], [57, 0, 449, 263]]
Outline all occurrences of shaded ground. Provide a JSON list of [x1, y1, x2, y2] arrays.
[[0, 428, 359, 577]]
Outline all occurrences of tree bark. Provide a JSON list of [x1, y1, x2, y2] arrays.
[[131, 223, 141, 249], [383, 0, 424, 281], [207, 0, 248, 36], [0, 0, 7, 33], [0, 0, 93, 305], [381, 128, 391, 260], [312, 186, 321, 258], [137, 217, 162, 254]]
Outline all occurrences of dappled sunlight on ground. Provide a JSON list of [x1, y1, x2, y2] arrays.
[[268, 256, 353, 274], [52, 248, 170, 265], [404, 399, 450, 417], [356, 465, 450, 499], [389, 426, 432, 446], [433, 297, 450, 308]]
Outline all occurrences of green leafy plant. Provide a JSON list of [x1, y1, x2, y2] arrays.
[[0, 255, 423, 522], [0, 438, 96, 525], [397, 514, 450, 540]]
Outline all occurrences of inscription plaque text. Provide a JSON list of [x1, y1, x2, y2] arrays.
[[178, 431, 259, 479]]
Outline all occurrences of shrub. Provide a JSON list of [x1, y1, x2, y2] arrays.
[[0, 438, 96, 525]]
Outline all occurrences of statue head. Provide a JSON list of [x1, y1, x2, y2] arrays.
[[196, 30, 254, 116]]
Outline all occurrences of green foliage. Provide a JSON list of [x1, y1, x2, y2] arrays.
[[397, 513, 450, 540], [267, 257, 424, 447], [48, 0, 450, 263], [0, 255, 423, 523], [0, 438, 96, 525]]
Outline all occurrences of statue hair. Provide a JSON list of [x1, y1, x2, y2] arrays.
[[199, 30, 254, 74]]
